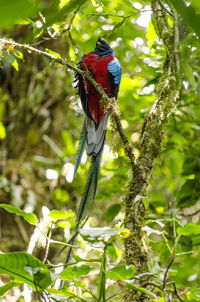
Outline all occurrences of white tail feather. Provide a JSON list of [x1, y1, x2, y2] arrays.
[[86, 111, 110, 155]]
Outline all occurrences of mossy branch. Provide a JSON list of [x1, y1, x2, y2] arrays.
[[0, 37, 136, 170], [124, 0, 182, 300]]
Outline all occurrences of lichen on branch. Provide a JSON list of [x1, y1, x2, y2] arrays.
[[123, 0, 182, 300]]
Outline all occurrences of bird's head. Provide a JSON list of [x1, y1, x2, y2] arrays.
[[94, 37, 113, 56]]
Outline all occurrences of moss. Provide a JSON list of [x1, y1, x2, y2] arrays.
[[123, 1, 182, 300]]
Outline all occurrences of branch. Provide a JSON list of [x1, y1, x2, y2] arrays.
[[43, 222, 54, 264], [167, 281, 183, 302], [0, 37, 136, 169], [162, 256, 175, 289], [124, 0, 182, 300]]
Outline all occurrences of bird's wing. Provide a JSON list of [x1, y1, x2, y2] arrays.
[[75, 56, 95, 123], [107, 57, 122, 98]]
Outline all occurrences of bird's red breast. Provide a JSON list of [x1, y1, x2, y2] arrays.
[[81, 52, 114, 126]]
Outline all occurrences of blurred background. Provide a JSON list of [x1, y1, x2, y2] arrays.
[[0, 0, 200, 300]]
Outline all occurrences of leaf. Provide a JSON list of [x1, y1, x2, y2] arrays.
[[13, 50, 24, 60], [0, 282, 19, 297], [0, 252, 51, 290], [182, 61, 195, 86], [32, 27, 43, 40], [45, 0, 87, 26], [168, 0, 200, 38], [0, 204, 38, 225], [0, 122, 6, 140], [61, 265, 93, 280], [127, 283, 156, 298], [12, 59, 19, 71], [58, 0, 87, 21], [177, 223, 200, 236], [106, 243, 119, 261], [146, 20, 156, 50], [47, 288, 84, 299], [74, 255, 101, 263], [80, 227, 121, 241], [49, 209, 74, 220], [106, 264, 135, 280], [0, 0, 40, 29], [105, 204, 121, 222], [177, 179, 199, 208]]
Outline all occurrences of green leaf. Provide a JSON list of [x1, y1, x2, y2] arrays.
[[12, 59, 19, 71], [0, 252, 51, 290], [106, 243, 119, 262], [177, 223, 200, 236], [13, 50, 24, 60], [61, 265, 93, 280], [0, 122, 6, 140], [32, 27, 44, 40], [74, 255, 101, 263], [57, 0, 87, 21], [0, 204, 38, 225], [105, 204, 121, 222], [0, 0, 40, 29], [182, 61, 195, 86], [49, 209, 74, 219], [127, 283, 156, 298], [47, 288, 84, 299], [168, 0, 200, 37], [146, 20, 156, 50], [106, 264, 135, 280], [0, 282, 19, 297], [177, 179, 199, 207]]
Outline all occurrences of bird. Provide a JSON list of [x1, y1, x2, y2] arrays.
[[74, 37, 121, 226], [64, 37, 121, 263]]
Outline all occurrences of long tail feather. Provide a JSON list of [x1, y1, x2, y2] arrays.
[[64, 145, 104, 265], [73, 118, 87, 178], [76, 150, 102, 227]]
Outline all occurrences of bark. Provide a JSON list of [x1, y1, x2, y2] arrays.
[[124, 0, 181, 300]]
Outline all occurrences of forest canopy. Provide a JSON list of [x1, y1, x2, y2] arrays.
[[0, 0, 200, 301]]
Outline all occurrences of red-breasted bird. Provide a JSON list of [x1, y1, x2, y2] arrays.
[[74, 37, 121, 228], [62, 38, 121, 264]]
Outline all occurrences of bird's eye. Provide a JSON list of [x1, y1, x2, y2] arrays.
[[97, 41, 101, 45]]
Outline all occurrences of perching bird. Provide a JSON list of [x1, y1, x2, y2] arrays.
[[74, 37, 121, 227], [64, 38, 121, 263]]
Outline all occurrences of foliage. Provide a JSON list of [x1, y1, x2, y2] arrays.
[[0, 0, 200, 301]]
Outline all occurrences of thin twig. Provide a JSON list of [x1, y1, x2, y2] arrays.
[[162, 256, 175, 289], [63, 3, 84, 45], [112, 109, 137, 170], [43, 221, 54, 263], [167, 281, 183, 302], [87, 9, 154, 19], [143, 281, 164, 292]]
